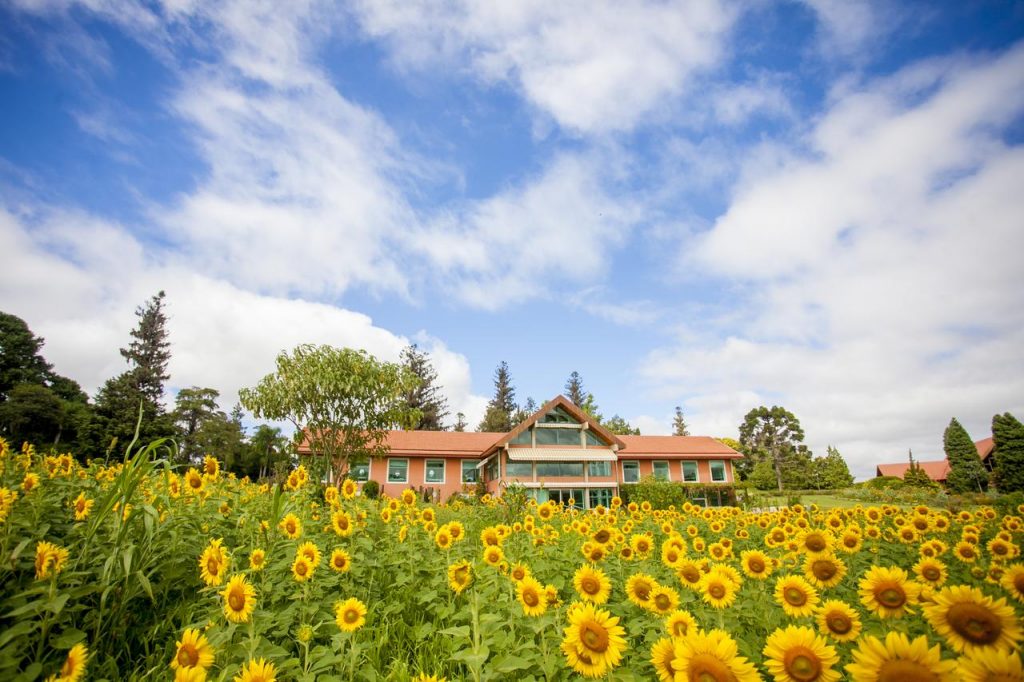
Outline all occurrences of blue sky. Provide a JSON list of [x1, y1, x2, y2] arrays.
[[2, 1, 1023, 477]]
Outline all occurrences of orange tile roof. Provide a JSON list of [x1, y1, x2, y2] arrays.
[[875, 460, 950, 481], [618, 435, 743, 458], [482, 395, 626, 455], [383, 430, 504, 456], [976, 437, 995, 459]]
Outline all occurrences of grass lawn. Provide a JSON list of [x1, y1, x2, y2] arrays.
[[743, 491, 859, 509]]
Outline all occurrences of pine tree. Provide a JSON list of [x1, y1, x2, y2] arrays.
[[514, 397, 538, 425], [944, 418, 987, 493], [672, 406, 690, 436], [453, 412, 467, 432], [565, 372, 585, 405], [400, 344, 450, 430], [477, 361, 516, 432], [120, 291, 171, 404], [903, 449, 933, 488], [992, 412, 1024, 493]]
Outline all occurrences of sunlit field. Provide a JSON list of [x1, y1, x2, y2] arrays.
[[2, 439, 1023, 682]]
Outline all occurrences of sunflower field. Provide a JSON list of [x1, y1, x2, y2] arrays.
[[2, 438, 1024, 682]]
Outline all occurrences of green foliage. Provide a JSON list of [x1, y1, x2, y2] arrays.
[[453, 412, 468, 432], [738, 406, 807, 492], [0, 312, 53, 399], [563, 372, 602, 423], [992, 412, 1024, 492], [749, 460, 777, 490], [172, 387, 220, 464], [118, 291, 171, 405], [477, 361, 517, 432], [361, 479, 380, 499], [902, 450, 937, 489], [944, 417, 988, 493], [809, 446, 854, 490], [672, 406, 689, 436], [603, 415, 640, 435], [623, 476, 736, 509], [400, 344, 450, 431], [239, 344, 421, 481], [864, 476, 904, 490]]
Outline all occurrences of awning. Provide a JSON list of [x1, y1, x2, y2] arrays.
[[506, 448, 617, 462]]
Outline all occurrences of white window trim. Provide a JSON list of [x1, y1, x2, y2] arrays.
[[461, 460, 478, 483], [653, 460, 671, 481], [621, 460, 640, 483], [709, 459, 727, 483], [387, 458, 409, 484], [424, 458, 446, 485], [681, 460, 699, 483]]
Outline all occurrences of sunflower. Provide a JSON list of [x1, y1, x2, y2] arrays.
[[249, 549, 266, 571], [671, 629, 761, 682], [517, 576, 547, 617], [846, 632, 957, 682], [922, 585, 1022, 654], [573, 565, 611, 604], [651, 585, 680, 615], [291, 555, 314, 582], [797, 530, 834, 557], [233, 658, 276, 682], [482, 545, 504, 567], [859, 565, 919, 618], [955, 541, 979, 563], [46, 643, 88, 682], [412, 675, 447, 682], [446, 559, 472, 594], [803, 554, 847, 589], [561, 603, 627, 678], [651, 637, 678, 682], [175, 666, 207, 682], [221, 574, 256, 623], [677, 560, 705, 590], [814, 600, 862, 642], [630, 533, 654, 557], [172, 628, 214, 671], [329, 548, 351, 573], [331, 510, 353, 537], [297, 541, 321, 568], [741, 550, 773, 580], [278, 514, 302, 539], [185, 468, 204, 493], [699, 569, 739, 610], [199, 539, 229, 586], [956, 647, 1024, 682], [480, 526, 502, 547], [987, 537, 1019, 562], [434, 528, 453, 550], [35, 541, 69, 580], [1000, 564, 1024, 603], [665, 609, 698, 639], [334, 597, 367, 632], [625, 573, 658, 610], [775, 575, 820, 618], [763, 625, 840, 682], [341, 479, 357, 499], [913, 557, 948, 587]]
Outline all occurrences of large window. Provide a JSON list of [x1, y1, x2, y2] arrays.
[[425, 459, 446, 484], [681, 461, 698, 483], [535, 428, 582, 446], [588, 488, 614, 509], [461, 460, 478, 483], [588, 461, 611, 477], [622, 460, 640, 483], [506, 461, 533, 478], [387, 459, 408, 484], [710, 460, 727, 482], [349, 461, 370, 482], [547, 489, 584, 508], [540, 407, 577, 423], [653, 461, 670, 481], [584, 431, 603, 446], [484, 457, 499, 481], [510, 429, 533, 445], [536, 462, 584, 477]]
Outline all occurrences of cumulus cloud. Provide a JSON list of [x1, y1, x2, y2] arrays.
[[351, 0, 737, 135], [643, 44, 1024, 477]]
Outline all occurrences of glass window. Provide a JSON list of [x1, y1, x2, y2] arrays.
[[622, 460, 640, 483], [548, 489, 584, 508], [584, 430, 603, 446], [349, 461, 370, 482], [588, 488, 614, 509], [535, 428, 558, 445], [682, 461, 698, 482], [461, 460, 478, 483], [653, 461, 670, 481], [485, 457, 499, 481], [710, 460, 726, 482], [425, 459, 445, 484], [511, 429, 533, 445], [588, 461, 611, 477], [536, 462, 584, 477], [506, 461, 533, 478], [387, 459, 408, 483], [535, 427, 581, 445], [540, 407, 577, 423]]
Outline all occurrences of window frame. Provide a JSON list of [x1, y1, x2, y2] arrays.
[[709, 459, 727, 483], [681, 460, 698, 483], [621, 460, 640, 483], [505, 460, 533, 478], [652, 460, 670, 481], [387, 458, 409, 484], [587, 461, 611, 477], [461, 460, 479, 484], [424, 459, 446, 485], [536, 461, 584, 477]]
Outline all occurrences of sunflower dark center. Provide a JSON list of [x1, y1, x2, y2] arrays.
[[827, 613, 851, 634], [877, 660, 939, 682], [229, 590, 245, 611], [947, 602, 1002, 644], [748, 558, 765, 573], [805, 535, 826, 552], [523, 590, 539, 607], [923, 567, 941, 581], [580, 623, 609, 653], [690, 653, 734, 682], [177, 645, 199, 667], [785, 587, 807, 606], [811, 560, 837, 580], [876, 586, 906, 608], [582, 577, 600, 594], [709, 583, 726, 599], [784, 647, 821, 682]]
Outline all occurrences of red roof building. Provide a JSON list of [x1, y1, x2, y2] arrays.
[[874, 438, 996, 483], [299, 395, 743, 508]]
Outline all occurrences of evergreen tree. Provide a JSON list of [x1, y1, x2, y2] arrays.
[[565, 372, 585, 405], [672, 406, 690, 436], [811, 445, 854, 489], [604, 415, 640, 435], [992, 412, 1024, 493], [738, 406, 806, 492], [514, 397, 538, 425], [903, 449, 934, 488], [453, 412, 467, 432], [478, 361, 516, 432], [944, 418, 987, 493], [400, 344, 450, 430], [0, 312, 52, 400], [86, 292, 174, 454]]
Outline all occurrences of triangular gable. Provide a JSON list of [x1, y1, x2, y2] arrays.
[[482, 395, 625, 455]]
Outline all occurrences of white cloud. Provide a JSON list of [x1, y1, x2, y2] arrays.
[[798, 0, 878, 56], [644, 44, 1024, 478], [351, 0, 737, 135]]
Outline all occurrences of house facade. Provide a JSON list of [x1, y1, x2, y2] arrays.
[[301, 395, 743, 508]]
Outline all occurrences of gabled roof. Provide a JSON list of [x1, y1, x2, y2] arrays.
[[481, 395, 625, 456], [875, 460, 950, 481], [976, 437, 995, 460], [618, 435, 743, 459]]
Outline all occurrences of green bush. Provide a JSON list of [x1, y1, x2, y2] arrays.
[[624, 477, 737, 509], [362, 479, 380, 499]]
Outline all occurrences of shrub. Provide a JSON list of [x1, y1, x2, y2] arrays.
[[361, 479, 380, 499]]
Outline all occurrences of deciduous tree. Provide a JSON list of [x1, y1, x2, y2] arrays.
[[603, 415, 640, 435]]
